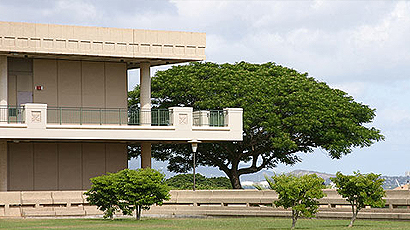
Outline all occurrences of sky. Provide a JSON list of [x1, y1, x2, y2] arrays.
[[2, 0, 410, 177]]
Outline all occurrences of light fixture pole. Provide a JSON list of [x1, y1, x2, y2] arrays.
[[188, 140, 201, 191]]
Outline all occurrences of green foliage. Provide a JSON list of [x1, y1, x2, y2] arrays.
[[166, 173, 232, 190], [128, 61, 384, 189], [330, 171, 385, 227], [84, 168, 170, 220], [84, 172, 120, 219], [267, 174, 326, 229]]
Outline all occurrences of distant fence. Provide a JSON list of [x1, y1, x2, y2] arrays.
[[1, 190, 410, 219]]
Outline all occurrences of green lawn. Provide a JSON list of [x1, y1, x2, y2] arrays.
[[1, 217, 410, 230]]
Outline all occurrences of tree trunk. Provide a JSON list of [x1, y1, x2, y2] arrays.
[[227, 170, 242, 189], [136, 205, 141, 220], [348, 204, 357, 227], [291, 209, 298, 229]]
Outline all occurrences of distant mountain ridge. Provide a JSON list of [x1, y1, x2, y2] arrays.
[[288, 169, 335, 184], [240, 169, 410, 190]]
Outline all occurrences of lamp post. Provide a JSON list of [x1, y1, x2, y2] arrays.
[[188, 140, 201, 191]]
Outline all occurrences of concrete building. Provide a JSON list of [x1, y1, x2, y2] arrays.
[[0, 21, 243, 191]]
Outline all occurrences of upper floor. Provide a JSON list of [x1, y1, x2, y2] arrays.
[[0, 22, 243, 143]]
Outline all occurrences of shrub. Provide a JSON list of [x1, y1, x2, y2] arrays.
[[330, 171, 385, 227], [266, 174, 326, 229], [166, 173, 232, 190], [85, 168, 170, 220]]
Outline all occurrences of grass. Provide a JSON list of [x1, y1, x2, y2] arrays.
[[1, 217, 410, 230]]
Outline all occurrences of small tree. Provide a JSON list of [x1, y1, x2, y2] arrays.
[[85, 168, 170, 220], [330, 171, 385, 227], [84, 172, 120, 219], [116, 168, 170, 220], [267, 174, 326, 229]]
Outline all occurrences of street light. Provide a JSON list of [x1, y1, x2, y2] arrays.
[[188, 140, 201, 191]]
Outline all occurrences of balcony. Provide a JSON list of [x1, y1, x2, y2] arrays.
[[0, 104, 243, 142], [0, 106, 25, 124], [45, 107, 226, 127]]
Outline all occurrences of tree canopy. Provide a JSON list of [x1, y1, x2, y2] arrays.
[[128, 62, 384, 188]]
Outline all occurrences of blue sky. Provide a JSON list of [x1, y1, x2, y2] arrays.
[[2, 0, 410, 177]]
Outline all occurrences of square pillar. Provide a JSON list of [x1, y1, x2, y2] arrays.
[[193, 110, 210, 127], [224, 108, 243, 133], [141, 142, 151, 168], [24, 103, 47, 129], [140, 62, 151, 126], [0, 56, 6, 106], [0, 141, 7, 191], [140, 63, 152, 168], [0, 56, 7, 124], [170, 107, 193, 131]]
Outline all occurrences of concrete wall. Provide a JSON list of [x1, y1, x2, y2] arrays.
[[8, 58, 127, 108], [1, 189, 410, 219], [7, 142, 127, 191], [147, 190, 410, 220]]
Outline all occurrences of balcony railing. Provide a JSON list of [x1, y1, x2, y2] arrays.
[[0, 106, 25, 124], [47, 107, 171, 126], [1, 105, 227, 127], [193, 110, 227, 127]]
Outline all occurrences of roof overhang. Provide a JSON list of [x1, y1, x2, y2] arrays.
[[0, 21, 206, 68]]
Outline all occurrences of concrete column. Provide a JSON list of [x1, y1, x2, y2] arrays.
[[141, 142, 151, 168], [0, 56, 6, 106], [0, 141, 7, 191], [140, 63, 152, 168], [140, 62, 151, 125], [0, 56, 7, 123]]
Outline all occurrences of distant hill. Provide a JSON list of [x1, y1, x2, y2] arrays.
[[240, 169, 335, 187], [288, 170, 335, 185], [240, 169, 410, 190], [381, 175, 410, 190]]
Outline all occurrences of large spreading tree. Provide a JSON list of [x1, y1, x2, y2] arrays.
[[128, 62, 384, 189]]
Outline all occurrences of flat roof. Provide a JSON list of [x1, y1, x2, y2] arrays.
[[0, 21, 206, 68]]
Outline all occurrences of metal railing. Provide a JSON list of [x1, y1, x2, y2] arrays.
[[0, 105, 25, 124], [47, 107, 171, 126], [128, 108, 171, 126], [193, 110, 226, 127]]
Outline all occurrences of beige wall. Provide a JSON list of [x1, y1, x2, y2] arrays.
[[8, 143, 33, 190], [82, 143, 106, 189], [33, 143, 58, 190], [82, 61, 105, 108], [7, 142, 127, 191], [58, 143, 82, 190], [57, 60, 82, 107], [7, 58, 127, 108], [33, 59, 57, 106], [105, 62, 127, 108]]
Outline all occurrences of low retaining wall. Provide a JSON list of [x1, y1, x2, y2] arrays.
[[146, 189, 410, 220], [0, 191, 101, 217], [1, 190, 410, 219]]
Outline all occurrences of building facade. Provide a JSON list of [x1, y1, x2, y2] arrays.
[[0, 22, 243, 191]]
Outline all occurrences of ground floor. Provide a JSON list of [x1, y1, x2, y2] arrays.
[[0, 141, 127, 191]]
